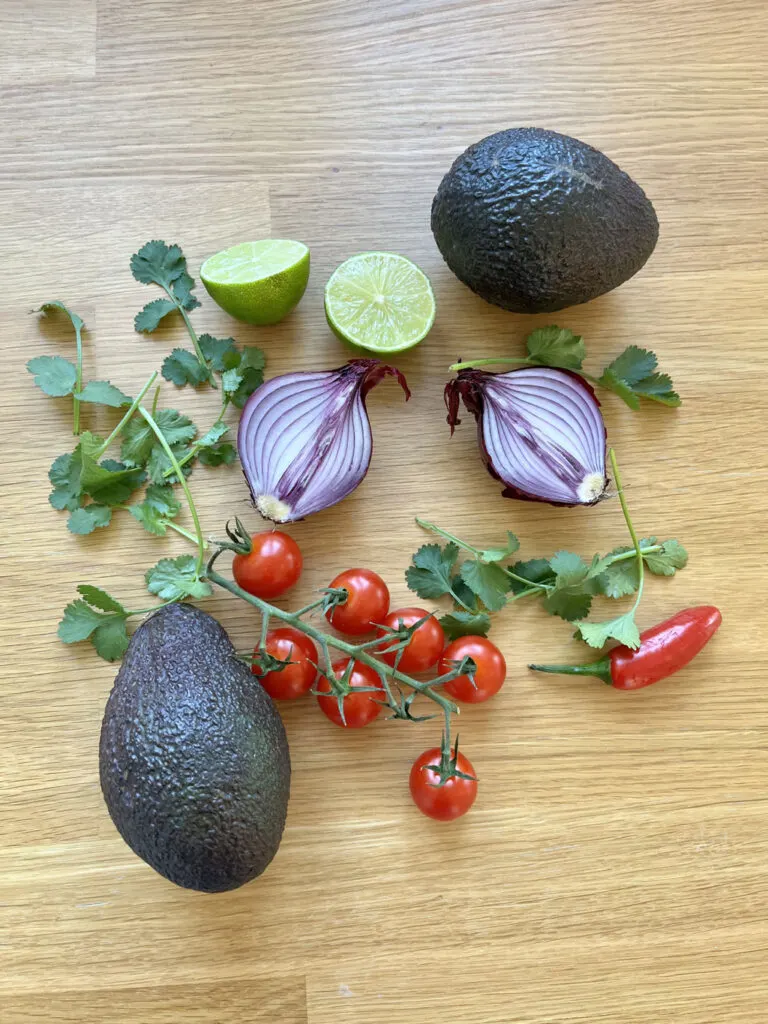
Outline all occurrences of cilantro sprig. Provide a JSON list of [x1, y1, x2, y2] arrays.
[[450, 326, 681, 409], [28, 302, 131, 435], [131, 240, 265, 403], [411, 450, 688, 647]]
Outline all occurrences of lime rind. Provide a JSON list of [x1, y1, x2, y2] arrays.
[[201, 239, 310, 325], [324, 251, 436, 353]]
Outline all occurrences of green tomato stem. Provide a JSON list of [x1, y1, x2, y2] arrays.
[[138, 406, 206, 576], [206, 559, 459, 716], [97, 371, 158, 456]]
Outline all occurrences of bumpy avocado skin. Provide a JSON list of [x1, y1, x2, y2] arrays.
[[431, 127, 659, 313], [99, 603, 290, 893]]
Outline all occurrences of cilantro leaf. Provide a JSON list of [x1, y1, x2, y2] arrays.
[[58, 599, 106, 642], [146, 443, 193, 484], [405, 543, 459, 600], [229, 346, 266, 408], [134, 297, 177, 333], [222, 367, 243, 394], [49, 452, 83, 511], [198, 334, 237, 370], [644, 539, 688, 576], [479, 531, 520, 563], [459, 559, 511, 612], [129, 484, 181, 535], [526, 326, 585, 370], [599, 346, 681, 409], [36, 301, 85, 333], [59, 596, 130, 660], [91, 617, 130, 661], [77, 584, 127, 615], [77, 380, 132, 407], [577, 612, 641, 650], [197, 442, 236, 467], [508, 558, 555, 594], [449, 575, 480, 612], [543, 551, 600, 621], [120, 409, 196, 468], [197, 423, 229, 448], [439, 610, 491, 641], [161, 348, 209, 387], [78, 433, 146, 504], [67, 504, 112, 534], [596, 550, 640, 599], [130, 240, 186, 289], [145, 555, 212, 601], [27, 355, 77, 397], [171, 270, 201, 311]]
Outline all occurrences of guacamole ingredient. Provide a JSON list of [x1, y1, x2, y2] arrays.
[[232, 529, 303, 599], [445, 366, 607, 506], [432, 127, 658, 313], [440, 635, 506, 703], [410, 741, 478, 821], [99, 602, 291, 892], [201, 240, 310, 326], [325, 251, 436, 353], [237, 359, 410, 522], [530, 606, 722, 689], [325, 568, 390, 636], [254, 626, 318, 700]]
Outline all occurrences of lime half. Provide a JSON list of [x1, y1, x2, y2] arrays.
[[324, 252, 436, 353], [201, 240, 310, 325]]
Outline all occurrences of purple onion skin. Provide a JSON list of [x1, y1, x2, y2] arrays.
[[445, 367, 608, 507], [238, 359, 410, 523]]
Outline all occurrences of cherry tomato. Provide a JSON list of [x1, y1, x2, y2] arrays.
[[254, 627, 318, 700], [326, 568, 390, 636], [378, 607, 445, 673], [316, 659, 384, 728], [410, 747, 478, 821], [232, 531, 302, 599], [439, 635, 506, 703]]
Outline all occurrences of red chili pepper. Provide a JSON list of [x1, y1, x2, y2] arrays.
[[530, 606, 722, 690]]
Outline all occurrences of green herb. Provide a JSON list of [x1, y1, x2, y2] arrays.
[[449, 326, 681, 409], [29, 303, 131, 434], [411, 450, 688, 649]]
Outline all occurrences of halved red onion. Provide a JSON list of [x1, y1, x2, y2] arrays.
[[445, 367, 607, 506], [238, 359, 410, 522]]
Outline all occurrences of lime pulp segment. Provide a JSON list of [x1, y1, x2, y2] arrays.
[[324, 252, 436, 353], [201, 240, 309, 284]]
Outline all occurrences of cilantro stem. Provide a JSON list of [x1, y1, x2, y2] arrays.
[[139, 406, 206, 577], [97, 372, 158, 457], [207, 555, 459, 716], [166, 521, 204, 546], [415, 518, 553, 592], [72, 316, 84, 435], [449, 355, 601, 386], [169, 296, 215, 388], [609, 447, 645, 616], [163, 393, 231, 479], [151, 384, 161, 416]]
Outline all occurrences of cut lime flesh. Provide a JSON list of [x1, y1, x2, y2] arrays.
[[324, 252, 435, 353], [201, 240, 310, 325]]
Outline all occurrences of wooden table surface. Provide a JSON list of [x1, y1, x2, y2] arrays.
[[2, 1, 768, 1021]]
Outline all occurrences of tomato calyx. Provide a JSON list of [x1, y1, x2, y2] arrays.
[[422, 733, 478, 788], [247, 648, 297, 677], [213, 516, 253, 556], [376, 612, 434, 663], [312, 659, 383, 726], [319, 585, 350, 615]]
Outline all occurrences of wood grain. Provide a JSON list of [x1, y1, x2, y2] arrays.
[[2, 2, 767, 1021]]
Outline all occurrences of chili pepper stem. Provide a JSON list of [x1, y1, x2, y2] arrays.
[[529, 660, 613, 685]]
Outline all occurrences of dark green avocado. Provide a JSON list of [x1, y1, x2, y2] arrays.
[[99, 602, 290, 893], [431, 127, 659, 313]]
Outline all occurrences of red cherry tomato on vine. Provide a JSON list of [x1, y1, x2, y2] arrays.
[[326, 568, 390, 636], [254, 627, 317, 700], [439, 635, 506, 703], [232, 531, 302, 599], [410, 748, 478, 821], [377, 607, 445, 673], [316, 659, 384, 728]]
